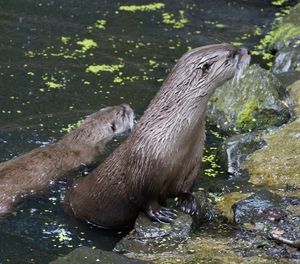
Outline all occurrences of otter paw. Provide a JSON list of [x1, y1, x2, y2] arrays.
[[147, 206, 177, 224], [177, 193, 197, 216]]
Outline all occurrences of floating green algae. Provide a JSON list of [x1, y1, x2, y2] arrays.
[[76, 38, 98, 53], [61, 36, 71, 45], [95, 20, 106, 29], [162, 10, 188, 29], [272, 0, 287, 6], [86, 64, 124, 74], [61, 119, 83, 133], [46, 81, 63, 89], [87, 19, 106, 32], [119, 3, 165, 12]]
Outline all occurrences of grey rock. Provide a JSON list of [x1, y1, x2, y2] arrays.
[[273, 37, 300, 74], [114, 212, 192, 254]]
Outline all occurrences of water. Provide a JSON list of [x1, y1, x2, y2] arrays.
[[0, 0, 292, 263]]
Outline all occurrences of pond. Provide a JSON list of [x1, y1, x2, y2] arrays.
[[0, 0, 293, 263]]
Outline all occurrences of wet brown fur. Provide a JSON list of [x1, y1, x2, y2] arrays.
[[0, 104, 134, 219], [67, 44, 251, 228]]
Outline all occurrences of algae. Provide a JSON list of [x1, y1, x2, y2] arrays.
[[86, 63, 124, 74], [76, 38, 98, 53], [162, 10, 188, 29], [61, 119, 83, 133], [119, 3, 165, 12]]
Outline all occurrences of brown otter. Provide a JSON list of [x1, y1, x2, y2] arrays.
[[67, 44, 251, 228], [0, 104, 134, 219]]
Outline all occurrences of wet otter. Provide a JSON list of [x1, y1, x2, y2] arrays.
[[67, 44, 251, 228], [0, 104, 134, 219]]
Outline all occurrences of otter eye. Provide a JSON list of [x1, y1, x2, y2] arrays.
[[110, 122, 116, 132], [202, 62, 213, 74]]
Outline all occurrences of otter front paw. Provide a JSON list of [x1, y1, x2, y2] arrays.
[[146, 202, 177, 224], [177, 193, 197, 216]]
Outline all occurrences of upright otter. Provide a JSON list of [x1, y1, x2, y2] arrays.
[[67, 44, 251, 228], [0, 104, 134, 219]]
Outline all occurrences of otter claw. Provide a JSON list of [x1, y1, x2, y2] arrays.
[[147, 207, 177, 224], [177, 193, 197, 216]]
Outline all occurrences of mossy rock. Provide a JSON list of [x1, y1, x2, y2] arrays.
[[271, 3, 300, 49], [207, 64, 290, 133], [287, 79, 300, 115], [244, 118, 300, 188]]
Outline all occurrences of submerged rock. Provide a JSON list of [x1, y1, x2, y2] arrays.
[[50, 246, 148, 264], [207, 64, 290, 133]]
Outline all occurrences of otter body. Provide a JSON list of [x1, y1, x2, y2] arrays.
[[68, 44, 250, 228], [0, 104, 134, 218]]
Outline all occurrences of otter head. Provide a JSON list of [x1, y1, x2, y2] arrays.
[[65, 104, 134, 146], [165, 43, 251, 99]]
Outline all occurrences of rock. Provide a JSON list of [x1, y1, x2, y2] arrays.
[[50, 246, 148, 264], [244, 118, 300, 188], [216, 192, 253, 223], [220, 132, 266, 177], [207, 64, 290, 133], [287, 80, 300, 115], [233, 192, 300, 253], [232, 190, 283, 224], [114, 212, 192, 254], [273, 36, 300, 74], [271, 3, 300, 51]]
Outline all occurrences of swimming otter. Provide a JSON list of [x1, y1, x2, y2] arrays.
[[67, 44, 251, 228], [0, 104, 134, 219]]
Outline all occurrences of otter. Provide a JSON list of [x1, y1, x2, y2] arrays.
[[67, 44, 251, 228], [0, 104, 134, 219]]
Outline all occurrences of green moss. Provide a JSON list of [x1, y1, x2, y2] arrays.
[[236, 99, 259, 131], [119, 3, 165, 12], [245, 118, 300, 188], [217, 192, 253, 222]]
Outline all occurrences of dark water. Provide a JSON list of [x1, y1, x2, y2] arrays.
[[0, 0, 292, 263]]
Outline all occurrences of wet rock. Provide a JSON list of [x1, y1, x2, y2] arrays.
[[244, 118, 300, 188], [287, 80, 300, 115], [220, 132, 266, 177], [114, 212, 192, 254], [233, 192, 300, 254], [193, 191, 218, 226], [216, 192, 253, 223], [207, 64, 290, 134], [276, 71, 300, 88], [50, 246, 148, 264], [271, 3, 300, 51], [272, 37, 300, 74], [232, 190, 284, 224]]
